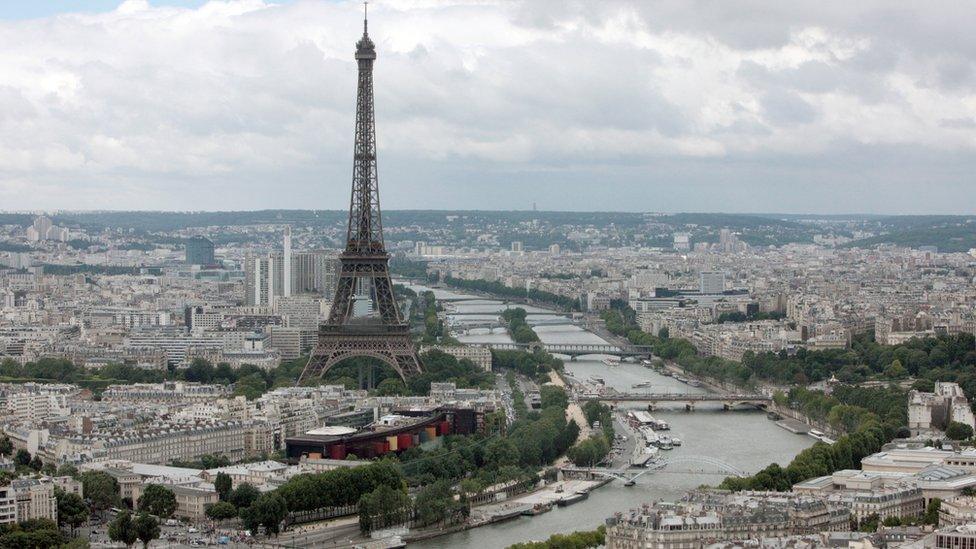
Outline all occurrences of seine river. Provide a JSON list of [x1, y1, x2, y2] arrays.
[[406, 285, 813, 548]]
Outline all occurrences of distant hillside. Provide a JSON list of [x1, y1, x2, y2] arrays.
[[0, 214, 35, 227], [30, 210, 976, 253], [845, 217, 976, 252]]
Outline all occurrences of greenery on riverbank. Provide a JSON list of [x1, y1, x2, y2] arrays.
[[721, 408, 887, 492], [443, 276, 581, 311], [396, 382, 578, 493], [602, 304, 976, 388], [417, 290, 445, 342], [599, 303, 947, 492], [1, 348, 493, 400], [492, 349, 563, 382], [502, 308, 541, 343], [567, 401, 616, 466]]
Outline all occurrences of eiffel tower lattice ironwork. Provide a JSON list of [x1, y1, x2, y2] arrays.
[[300, 10, 422, 383]]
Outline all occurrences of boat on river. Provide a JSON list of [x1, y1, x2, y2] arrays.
[[557, 492, 589, 506], [522, 502, 554, 516], [631, 446, 658, 467], [602, 357, 620, 367]]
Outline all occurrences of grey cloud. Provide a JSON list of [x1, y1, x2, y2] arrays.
[[760, 90, 818, 126], [0, 0, 973, 213], [939, 117, 976, 129]]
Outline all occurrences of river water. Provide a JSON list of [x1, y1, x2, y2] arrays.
[[406, 285, 813, 549]]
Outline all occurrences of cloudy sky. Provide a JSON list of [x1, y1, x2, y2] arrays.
[[1, 0, 975, 213]]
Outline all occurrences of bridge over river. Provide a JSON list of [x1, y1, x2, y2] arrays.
[[577, 392, 771, 410], [483, 342, 654, 358], [563, 455, 749, 484]]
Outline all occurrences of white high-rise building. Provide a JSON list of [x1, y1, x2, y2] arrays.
[[291, 251, 336, 297], [699, 271, 725, 294], [673, 232, 691, 251], [283, 226, 292, 298], [33, 216, 53, 238]]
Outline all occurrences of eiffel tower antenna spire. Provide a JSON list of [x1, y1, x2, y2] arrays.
[[300, 10, 422, 384], [363, 1, 368, 34]]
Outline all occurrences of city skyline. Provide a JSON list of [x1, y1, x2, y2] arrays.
[[1, 0, 975, 213]]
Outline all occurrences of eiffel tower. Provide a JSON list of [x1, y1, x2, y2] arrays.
[[299, 9, 422, 383]]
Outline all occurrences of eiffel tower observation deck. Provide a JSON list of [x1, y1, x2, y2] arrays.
[[300, 8, 423, 383]]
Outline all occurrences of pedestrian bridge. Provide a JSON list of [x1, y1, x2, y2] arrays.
[[563, 455, 747, 484], [450, 317, 577, 331]]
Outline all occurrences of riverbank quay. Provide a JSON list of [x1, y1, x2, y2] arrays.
[[549, 369, 594, 449], [659, 360, 842, 440], [402, 476, 611, 544]]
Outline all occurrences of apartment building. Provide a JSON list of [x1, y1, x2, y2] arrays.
[[66, 420, 254, 464], [908, 382, 976, 433], [419, 344, 493, 371], [0, 477, 78, 525], [604, 491, 848, 549]]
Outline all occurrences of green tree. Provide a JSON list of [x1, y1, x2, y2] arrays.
[[884, 359, 908, 379], [0, 518, 67, 547], [13, 449, 31, 467], [55, 489, 89, 534], [0, 436, 12, 456], [859, 513, 880, 533], [214, 472, 232, 501], [484, 438, 521, 469], [375, 378, 406, 396], [882, 516, 902, 527], [241, 493, 287, 536], [29, 455, 43, 471], [946, 422, 974, 441], [924, 498, 942, 525], [183, 358, 215, 383], [413, 480, 457, 527], [137, 484, 177, 518], [540, 386, 568, 409], [108, 510, 139, 548], [230, 483, 261, 510], [567, 435, 610, 467], [133, 512, 160, 549], [205, 501, 238, 522], [80, 471, 122, 511], [358, 484, 411, 534], [233, 373, 268, 400]]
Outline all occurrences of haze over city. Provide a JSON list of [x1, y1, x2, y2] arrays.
[[1, 0, 975, 213]]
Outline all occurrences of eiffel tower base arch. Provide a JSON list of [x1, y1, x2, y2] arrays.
[[299, 327, 423, 383]]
